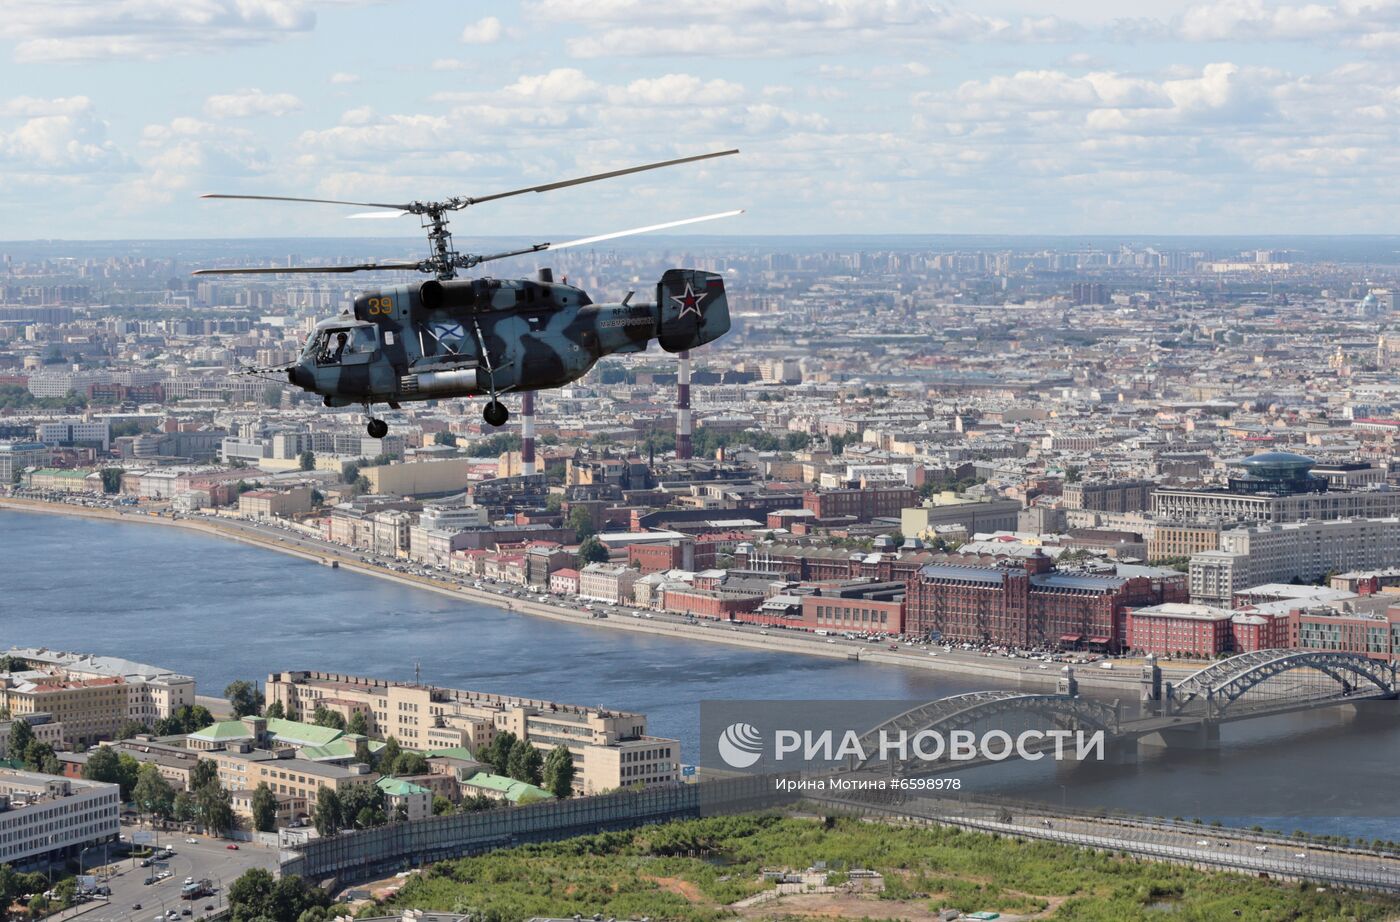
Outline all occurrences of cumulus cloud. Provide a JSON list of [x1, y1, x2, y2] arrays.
[[0, 99, 130, 174], [533, 0, 1079, 57], [2, 0, 320, 62], [204, 89, 303, 119], [329, 72, 360, 85], [461, 15, 503, 43]]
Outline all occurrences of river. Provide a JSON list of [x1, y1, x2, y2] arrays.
[[4, 507, 1399, 837]]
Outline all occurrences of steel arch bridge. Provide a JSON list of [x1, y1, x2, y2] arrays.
[[1170, 649, 1397, 718], [849, 691, 1119, 771]]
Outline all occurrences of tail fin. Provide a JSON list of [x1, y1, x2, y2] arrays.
[[656, 268, 730, 353]]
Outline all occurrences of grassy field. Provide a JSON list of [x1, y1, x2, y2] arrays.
[[369, 813, 1400, 922]]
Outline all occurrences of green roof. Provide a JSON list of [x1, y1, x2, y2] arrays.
[[29, 468, 89, 479], [376, 777, 430, 797], [300, 738, 385, 761], [188, 720, 255, 742], [265, 717, 345, 747], [188, 717, 346, 748], [460, 770, 555, 803], [426, 746, 476, 761]]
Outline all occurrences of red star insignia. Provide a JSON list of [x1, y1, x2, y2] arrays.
[[671, 282, 707, 319]]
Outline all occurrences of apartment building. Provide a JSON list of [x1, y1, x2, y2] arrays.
[[2, 649, 196, 741], [205, 747, 378, 818], [1061, 479, 1155, 513], [578, 563, 640, 604], [901, 493, 1022, 538], [265, 671, 680, 795], [0, 677, 128, 748], [1189, 518, 1400, 605], [0, 770, 120, 867]]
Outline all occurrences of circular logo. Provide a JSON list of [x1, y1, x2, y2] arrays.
[[717, 721, 764, 768]]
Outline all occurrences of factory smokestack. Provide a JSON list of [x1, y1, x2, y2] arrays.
[[521, 391, 537, 476], [676, 350, 693, 460]]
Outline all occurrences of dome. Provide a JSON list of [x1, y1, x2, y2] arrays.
[[1236, 450, 1314, 470]]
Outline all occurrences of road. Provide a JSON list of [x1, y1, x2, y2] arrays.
[[78, 834, 278, 922]]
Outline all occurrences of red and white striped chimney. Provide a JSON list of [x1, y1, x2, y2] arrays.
[[521, 391, 537, 476], [676, 350, 693, 460]]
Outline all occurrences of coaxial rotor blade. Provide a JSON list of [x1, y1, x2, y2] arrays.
[[200, 193, 412, 210], [348, 210, 411, 219], [191, 263, 423, 276], [458, 149, 739, 207], [471, 209, 744, 267]]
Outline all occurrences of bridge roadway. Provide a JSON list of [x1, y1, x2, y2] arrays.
[[813, 791, 1400, 892]]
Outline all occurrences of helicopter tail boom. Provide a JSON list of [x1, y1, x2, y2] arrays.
[[655, 269, 730, 353]]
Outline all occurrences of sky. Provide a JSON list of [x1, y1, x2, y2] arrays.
[[0, 0, 1398, 240]]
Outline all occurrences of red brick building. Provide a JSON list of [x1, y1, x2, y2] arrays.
[[903, 552, 1178, 651], [1230, 612, 1290, 652], [659, 585, 763, 620], [801, 595, 904, 635], [1126, 603, 1236, 657], [626, 538, 717, 574], [802, 486, 919, 522]]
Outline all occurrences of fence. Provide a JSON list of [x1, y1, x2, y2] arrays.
[[281, 775, 783, 883]]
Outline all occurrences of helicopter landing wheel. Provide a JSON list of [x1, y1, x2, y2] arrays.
[[366, 418, 388, 439], [482, 400, 509, 427]]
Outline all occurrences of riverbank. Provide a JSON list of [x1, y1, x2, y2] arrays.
[[0, 496, 1175, 693]]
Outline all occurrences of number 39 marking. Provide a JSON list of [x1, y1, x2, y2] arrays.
[[366, 296, 394, 315]]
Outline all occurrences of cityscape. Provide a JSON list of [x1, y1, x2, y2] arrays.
[[8, 0, 1400, 918]]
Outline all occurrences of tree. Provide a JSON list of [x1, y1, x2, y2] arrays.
[[173, 790, 196, 825], [567, 506, 596, 542], [154, 704, 214, 736], [264, 700, 286, 720], [83, 747, 141, 798], [340, 461, 361, 485], [312, 787, 342, 838], [225, 680, 264, 719], [354, 738, 373, 767], [432, 795, 455, 816], [346, 710, 369, 737], [197, 782, 234, 835], [261, 386, 282, 408], [51, 877, 77, 910], [379, 736, 402, 770], [228, 869, 330, 922], [115, 720, 149, 740], [576, 535, 609, 567], [542, 745, 576, 799], [298, 449, 316, 471], [251, 782, 277, 833], [311, 705, 346, 731], [545, 493, 563, 512], [190, 759, 219, 792], [392, 752, 428, 777], [481, 731, 516, 774], [7, 719, 33, 759], [99, 467, 125, 494], [505, 738, 542, 785], [132, 763, 176, 821], [436, 431, 458, 447], [339, 783, 385, 829]]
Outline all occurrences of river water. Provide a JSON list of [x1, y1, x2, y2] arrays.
[[3, 508, 1398, 836]]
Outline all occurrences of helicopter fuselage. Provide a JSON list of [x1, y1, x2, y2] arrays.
[[286, 269, 729, 417]]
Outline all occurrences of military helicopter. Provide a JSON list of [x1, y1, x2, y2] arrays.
[[193, 149, 739, 437]]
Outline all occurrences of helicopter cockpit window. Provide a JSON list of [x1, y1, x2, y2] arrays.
[[315, 327, 376, 365]]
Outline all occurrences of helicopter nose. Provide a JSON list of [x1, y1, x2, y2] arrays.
[[287, 362, 314, 391]]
